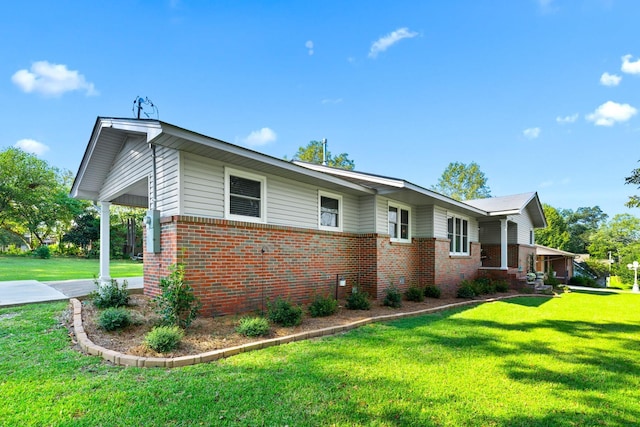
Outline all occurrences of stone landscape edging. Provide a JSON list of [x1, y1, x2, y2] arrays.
[[70, 294, 553, 368]]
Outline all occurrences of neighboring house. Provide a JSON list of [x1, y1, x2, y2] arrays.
[[71, 117, 547, 316], [534, 245, 575, 283]]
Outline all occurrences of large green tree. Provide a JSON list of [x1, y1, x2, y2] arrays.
[[535, 204, 571, 250], [0, 147, 84, 248], [431, 161, 491, 201], [625, 163, 640, 207], [561, 206, 608, 253], [291, 140, 355, 170]]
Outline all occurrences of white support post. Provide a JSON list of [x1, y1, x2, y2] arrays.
[[98, 201, 111, 287], [500, 218, 508, 270]]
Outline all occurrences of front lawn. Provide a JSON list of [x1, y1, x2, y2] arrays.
[[1, 292, 639, 425], [0, 255, 143, 281]]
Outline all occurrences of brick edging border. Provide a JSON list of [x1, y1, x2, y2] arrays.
[[70, 294, 554, 368]]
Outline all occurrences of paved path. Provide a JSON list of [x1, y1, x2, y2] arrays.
[[0, 277, 143, 308]]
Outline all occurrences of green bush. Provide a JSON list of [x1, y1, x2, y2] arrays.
[[144, 326, 184, 353], [383, 284, 402, 308], [236, 316, 270, 337], [405, 285, 425, 302], [494, 280, 510, 293], [91, 279, 130, 309], [97, 307, 132, 331], [473, 277, 495, 294], [568, 275, 598, 287], [424, 284, 442, 299], [308, 294, 339, 317], [457, 280, 476, 299], [267, 297, 303, 327], [346, 287, 371, 310], [154, 264, 201, 329], [33, 245, 51, 259]]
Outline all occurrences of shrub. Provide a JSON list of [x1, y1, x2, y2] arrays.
[[457, 280, 476, 299], [91, 279, 130, 309], [346, 287, 371, 310], [154, 264, 201, 329], [236, 316, 270, 337], [383, 284, 403, 308], [144, 326, 184, 353], [494, 280, 510, 293], [474, 277, 495, 294], [308, 294, 339, 317], [424, 284, 442, 299], [267, 297, 303, 327], [97, 307, 132, 331], [568, 275, 598, 287], [33, 245, 51, 259], [405, 285, 425, 302]]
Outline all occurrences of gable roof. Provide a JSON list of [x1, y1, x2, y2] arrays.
[[535, 245, 576, 258], [465, 192, 547, 228]]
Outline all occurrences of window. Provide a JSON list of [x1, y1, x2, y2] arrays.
[[389, 203, 410, 242], [319, 191, 342, 231], [448, 215, 469, 255], [529, 229, 534, 245], [225, 168, 266, 222]]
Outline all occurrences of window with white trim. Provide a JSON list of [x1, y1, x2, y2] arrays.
[[388, 203, 410, 242], [448, 215, 469, 255], [225, 168, 266, 222], [319, 191, 342, 231]]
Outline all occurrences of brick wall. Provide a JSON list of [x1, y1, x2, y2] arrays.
[[143, 216, 483, 315]]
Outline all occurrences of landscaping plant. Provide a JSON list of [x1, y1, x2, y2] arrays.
[[97, 307, 132, 331], [91, 278, 130, 309], [308, 294, 339, 317], [267, 297, 303, 327], [153, 263, 201, 329], [236, 316, 270, 337], [424, 284, 442, 299], [405, 285, 425, 302], [346, 286, 371, 310], [383, 284, 403, 308], [456, 280, 476, 298], [144, 325, 184, 353]]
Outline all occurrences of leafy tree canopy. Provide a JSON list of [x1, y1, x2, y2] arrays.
[[431, 161, 491, 201], [291, 140, 355, 170], [588, 214, 640, 259], [625, 163, 640, 208], [535, 204, 571, 250], [0, 147, 85, 248], [560, 206, 608, 253]]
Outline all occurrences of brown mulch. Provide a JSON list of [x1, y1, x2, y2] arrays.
[[76, 292, 518, 358]]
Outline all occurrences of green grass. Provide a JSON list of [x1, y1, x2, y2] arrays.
[[1, 292, 640, 425], [0, 255, 142, 281]]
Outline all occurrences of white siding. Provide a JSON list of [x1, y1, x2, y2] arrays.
[[510, 211, 535, 244], [181, 152, 224, 218], [434, 206, 449, 238], [415, 205, 434, 237], [100, 137, 150, 201], [358, 196, 376, 233], [180, 152, 362, 232], [155, 147, 180, 215]]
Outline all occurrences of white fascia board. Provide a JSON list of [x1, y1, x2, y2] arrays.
[[294, 162, 405, 188], [158, 123, 375, 195], [107, 118, 162, 142]]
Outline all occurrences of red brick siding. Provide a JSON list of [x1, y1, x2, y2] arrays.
[[143, 215, 484, 315]]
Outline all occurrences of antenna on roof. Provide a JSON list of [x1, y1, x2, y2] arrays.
[[132, 96, 159, 119], [322, 138, 327, 166]]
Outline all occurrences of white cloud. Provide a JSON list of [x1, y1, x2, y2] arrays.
[[14, 139, 49, 156], [243, 127, 277, 146], [556, 113, 579, 124], [305, 40, 314, 55], [523, 127, 541, 139], [586, 101, 637, 126], [11, 61, 98, 97], [368, 27, 418, 59], [600, 72, 621, 86], [621, 54, 640, 74]]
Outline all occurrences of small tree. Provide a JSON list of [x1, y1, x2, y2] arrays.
[[431, 161, 491, 201], [153, 264, 201, 329]]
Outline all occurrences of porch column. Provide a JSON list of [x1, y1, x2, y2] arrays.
[[500, 218, 508, 270], [98, 201, 111, 286]]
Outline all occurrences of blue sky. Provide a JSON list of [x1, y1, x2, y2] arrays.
[[2, 0, 640, 219]]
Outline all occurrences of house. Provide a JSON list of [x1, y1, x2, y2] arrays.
[[71, 117, 547, 316], [534, 245, 575, 284]]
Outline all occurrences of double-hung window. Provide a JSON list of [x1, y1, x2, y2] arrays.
[[388, 203, 410, 243], [319, 191, 342, 231], [448, 215, 469, 255], [225, 168, 266, 223]]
